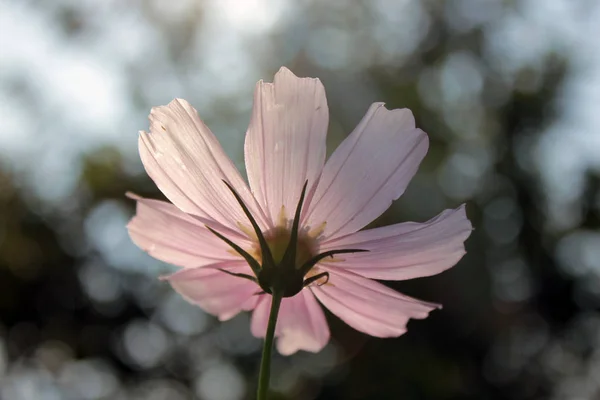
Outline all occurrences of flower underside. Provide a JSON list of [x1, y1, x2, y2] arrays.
[[207, 180, 367, 298]]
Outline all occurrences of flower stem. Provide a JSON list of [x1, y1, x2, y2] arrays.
[[257, 289, 283, 400]]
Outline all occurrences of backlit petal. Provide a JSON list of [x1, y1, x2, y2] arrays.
[[250, 294, 270, 339], [251, 290, 330, 355], [320, 205, 471, 280], [304, 103, 428, 239], [139, 98, 269, 233], [312, 268, 439, 337], [244, 67, 329, 225], [127, 195, 251, 268], [164, 261, 259, 321]]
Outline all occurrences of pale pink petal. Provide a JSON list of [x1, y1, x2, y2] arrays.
[[244, 67, 329, 225], [275, 291, 330, 355], [164, 261, 260, 321], [127, 195, 251, 268], [139, 98, 269, 232], [312, 268, 440, 337], [304, 103, 428, 239], [251, 291, 330, 355], [319, 205, 472, 280], [250, 295, 270, 338]]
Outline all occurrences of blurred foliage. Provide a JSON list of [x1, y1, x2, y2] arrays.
[[1, 0, 600, 399]]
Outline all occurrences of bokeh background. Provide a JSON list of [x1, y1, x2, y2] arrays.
[[1, 0, 599, 399]]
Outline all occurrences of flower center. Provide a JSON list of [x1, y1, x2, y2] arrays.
[[207, 180, 367, 298], [252, 226, 318, 268]]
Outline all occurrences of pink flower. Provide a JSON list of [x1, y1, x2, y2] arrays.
[[127, 67, 472, 355]]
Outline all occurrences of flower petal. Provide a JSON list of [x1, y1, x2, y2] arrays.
[[304, 103, 428, 239], [244, 67, 329, 225], [312, 268, 440, 337], [250, 294, 270, 338], [320, 205, 472, 280], [127, 195, 251, 268], [164, 261, 260, 321], [250, 290, 330, 355], [139, 98, 269, 232]]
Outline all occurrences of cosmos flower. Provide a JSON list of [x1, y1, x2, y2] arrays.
[[127, 67, 472, 355]]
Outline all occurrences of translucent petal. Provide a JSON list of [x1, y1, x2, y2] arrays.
[[320, 205, 472, 280], [164, 261, 259, 321], [305, 103, 427, 239], [139, 98, 269, 232], [251, 290, 329, 355], [127, 195, 250, 268], [312, 268, 440, 337], [244, 67, 329, 225]]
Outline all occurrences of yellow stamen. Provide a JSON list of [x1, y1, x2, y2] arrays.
[[307, 221, 327, 239], [277, 205, 287, 228], [243, 209, 321, 268], [237, 221, 258, 240]]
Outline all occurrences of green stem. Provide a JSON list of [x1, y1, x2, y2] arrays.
[[257, 289, 283, 400]]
